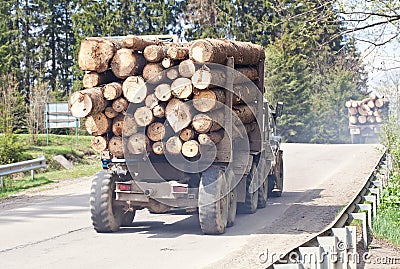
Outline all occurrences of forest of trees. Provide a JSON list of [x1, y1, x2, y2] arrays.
[[1, 0, 392, 143]]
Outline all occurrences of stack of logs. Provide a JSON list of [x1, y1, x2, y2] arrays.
[[69, 36, 264, 158], [346, 94, 389, 125]]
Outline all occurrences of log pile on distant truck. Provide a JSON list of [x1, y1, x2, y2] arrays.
[[69, 35, 284, 235], [346, 94, 389, 143]]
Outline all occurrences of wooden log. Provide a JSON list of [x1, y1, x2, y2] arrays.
[[361, 97, 371, 104], [142, 63, 165, 83], [171, 77, 193, 99], [161, 58, 176, 68], [104, 106, 119, 119], [349, 115, 358, 125], [345, 100, 352, 108], [233, 104, 256, 124], [373, 110, 381, 117], [179, 127, 195, 142], [358, 115, 367, 124], [122, 76, 147, 103], [152, 141, 164, 155], [182, 140, 200, 158], [165, 98, 193, 132], [165, 136, 182, 155], [375, 116, 383, 123], [152, 104, 166, 118], [112, 97, 129, 113], [234, 67, 258, 84], [191, 66, 226, 89], [127, 133, 150, 155], [147, 122, 166, 142], [85, 112, 110, 136], [69, 87, 107, 118], [166, 68, 179, 80], [111, 48, 146, 79], [145, 93, 159, 109], [357, 105, 370, 116], [232, 83, 258, 104], [91, 136, 108, 152], [375, 98, 384, 108], [103, 82, 123, 101], [367, 115, 375, 124], [348, 107, 358, 116], [369, 93, 377, 101], [198, 131, 224, 146], [109, 136, 124, 158], [123, 114, 138, 137], [144, 45, 167, 63], [167, 46, 189, 60], [351, 100, 360, 108], [178, 59, 196, 78], [112, 114, 125, 136], [189, 38, 264, 65], [83, 70, 118, 88], [193, 88, 225, 112], [134, 106, 154, 127], [78, 37, 119, 72], [154, 83, 172, 101], [191, 110, 224, 133], [367, 100, 375, 108], [122, 35, 159, 50]]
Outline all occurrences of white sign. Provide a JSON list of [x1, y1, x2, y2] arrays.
[[45, 102, 79, 129]]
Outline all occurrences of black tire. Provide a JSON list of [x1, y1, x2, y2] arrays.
[[121, 210, 136, 227], [198, 168, 229, 234], [238, 161, 258, 214], [90, 170, 123, 233], [269, 150, 283, 197], [257, 157, 268, 208]]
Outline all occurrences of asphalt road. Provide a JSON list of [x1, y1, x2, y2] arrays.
[[0, 144, 384, 269]]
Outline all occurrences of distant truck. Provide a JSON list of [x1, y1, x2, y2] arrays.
[[346, 95, 389, 144]]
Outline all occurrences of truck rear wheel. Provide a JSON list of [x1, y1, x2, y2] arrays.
[[269, 150, 283, 197], [257, 157, 268, 208], [198, 168, 229, 234], [121, 210, 136, 227], [90, 170, 125, 232], [238, 161, 258, 214]]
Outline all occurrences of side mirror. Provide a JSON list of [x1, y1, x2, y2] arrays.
[[275, 102, 283, 118]]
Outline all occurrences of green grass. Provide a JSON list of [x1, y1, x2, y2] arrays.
[[0, 134, 101, 200], [373, 207, 400, 245]]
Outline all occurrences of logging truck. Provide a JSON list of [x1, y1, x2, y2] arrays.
[[70, 35, 284, 234]]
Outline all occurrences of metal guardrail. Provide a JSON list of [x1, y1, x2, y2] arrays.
[[271, 150, 388, 269], [0, 156, 47, 189]]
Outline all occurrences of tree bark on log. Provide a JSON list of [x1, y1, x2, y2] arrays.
[[179, 127, 195, 142], [152, 141, 164, 155], [69, 87, 107, 118], [233, 67, 258, 83], [122, 76, 147, 103], [111, 48, 146, 79], [165, 98, 193, 132], [104, 107, 119, 119], [123, 114, 138, 137], [232, 83, 258, 104], [78, 37, 119, 72], [134, 106, 154, 127], [112, 114, 125, 136], [147, 122, 166, 142], [145, 93, 159, 109], [144, 45, 167, 63], [171, 77, 193, 99], [85, 112, 110, 136], [167, 46, 189, 60], [198, 131, 224, 146], [189, 38, 264, 65], [91, 136, 108, 152], [83, 70, 118, 88], [233, 104, 256, 124], [152, 104, 166, 118], [112, 97, 128, 113], [122, 35, 159, 50], [165, 136, 182, 155], [193, 88, 225, 112], [142, 63, 165, 84], [191, 66, 226, 89], [109, 136, 124, 158], [154, 83, 172, 101], [127, 133, 150, 155], [182, 140, 199, 157], [103, 82, 123, 101], [179, 59, 196, 78]]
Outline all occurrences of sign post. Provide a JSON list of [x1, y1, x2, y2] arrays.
[[45, 102, 80, 146]]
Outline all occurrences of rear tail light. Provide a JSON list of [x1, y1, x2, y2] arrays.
[[118, 184, 131, 191], [172, 186, 188, 193]]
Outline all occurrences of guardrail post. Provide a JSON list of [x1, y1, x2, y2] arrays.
[[0, 176, 4, 190], [363, 195, 377, 219], [349, 212, 368, 249], [356, 204, 372, 231], [31, 170, 34, 180]]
